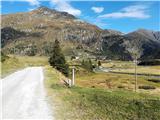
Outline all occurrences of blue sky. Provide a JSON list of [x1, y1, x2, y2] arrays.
[[1, 0, 160, 33]]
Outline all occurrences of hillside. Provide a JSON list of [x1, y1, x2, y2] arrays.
[[1, 6, 102, 56], [102, 29, 160, 60], [125, 29, 160, 59], [1, 6, 160, 60]]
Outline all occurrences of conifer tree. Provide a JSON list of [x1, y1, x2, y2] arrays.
[[98, 60, 101, 67], [49, 39, 69, 76]]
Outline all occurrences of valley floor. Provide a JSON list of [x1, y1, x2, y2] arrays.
[[1, 55, 160, 120]]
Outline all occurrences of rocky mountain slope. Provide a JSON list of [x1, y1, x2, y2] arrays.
[[1, 6, 160, 60], [125, 29, 160, 59], [102, 29, 160, 60]]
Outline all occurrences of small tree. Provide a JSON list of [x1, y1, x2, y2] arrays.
[[98, 60, 101, 67], [49, 39, 69, 77], [81, 59, 93, 72], [81, 59, 85, 66], [88, 59, 93, 72]]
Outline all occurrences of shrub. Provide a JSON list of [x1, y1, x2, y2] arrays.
[[117, 85, 125, 89], [138, 60, 160, 66], [81, 59, 93, 72], [27, 46, 37, 56], [1, 52, 9, 62], [148, 79, 160, 83], [71, 56, 76, 60], [98, 60, 101, 67], [139, 86, 156, 90]]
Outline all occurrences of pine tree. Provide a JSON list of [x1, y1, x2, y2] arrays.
[[88, 59, 93, 72], [49, 39, 69, 76], [81, 59, 93, 72], [81, 59, 85, 66], [98, 60, 101, 67]]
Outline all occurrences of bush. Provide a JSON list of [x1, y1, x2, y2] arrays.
[[76, 44, 83, 49], [71, 56, 76, 60], [139, 86, 156, 90], [98, 60, 101, 67], [1, 52, 9, 62], [148, 79, 160, 83], [81, 59, 93, 72], [117, 85, 125, 89], [138, 60, 160, 66]]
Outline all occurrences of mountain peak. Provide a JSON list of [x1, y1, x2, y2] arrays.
[[136, 28, 153, 33], [32, 6, 56, 13], [37, 6, 50, 10], [31, 6, 76, 19], [36, 6, 56, 12]]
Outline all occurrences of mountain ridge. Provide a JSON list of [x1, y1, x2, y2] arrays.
[[1, 6, 160, 60]]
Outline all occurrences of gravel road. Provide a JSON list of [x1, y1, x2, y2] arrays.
[[1, 67, 53, 120]]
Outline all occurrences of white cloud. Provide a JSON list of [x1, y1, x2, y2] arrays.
[[99, 5, 150, 19], [50, 0, 81, 16], [28, 7, 36, 11], [25, 0, 40, 6], [91, 6, 104, 13], [82, 15, 109, 28], [93, 19, 109, 28]]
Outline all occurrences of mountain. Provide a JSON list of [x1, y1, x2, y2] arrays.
[[102, 29, 160, 60], [1, 6, 160, 60], [1, 6, 103, 56], [102, 29, 123, 36], [126, 29, 160, 42], [125, 29, 160, 59]]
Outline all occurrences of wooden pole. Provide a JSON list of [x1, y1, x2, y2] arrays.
[[135, 56, 137, 92], [72, 67, 75, 86]]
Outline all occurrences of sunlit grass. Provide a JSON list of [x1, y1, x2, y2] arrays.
[[1, 55, 48, 77], [102, 60, 160, 75], [44, 66, 160, 120]]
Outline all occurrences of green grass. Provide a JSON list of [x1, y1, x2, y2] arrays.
[[62, 87, 160, 120], [44, 66, 160, 120]]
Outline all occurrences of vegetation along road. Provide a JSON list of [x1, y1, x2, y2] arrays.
[[1, 67, 53, 119]]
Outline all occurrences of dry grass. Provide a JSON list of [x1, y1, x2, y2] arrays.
[[71, 60, 160, 95], [102, 60, 160, 75], [1, 55, 48, 77], [76, 72, 160, 94], [44, 65, 72, 120]]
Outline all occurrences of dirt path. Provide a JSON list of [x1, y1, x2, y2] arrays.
[[1, 67, 53, 119]]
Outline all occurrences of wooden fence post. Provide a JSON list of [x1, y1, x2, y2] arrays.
[[72, 66, 75, 86]]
